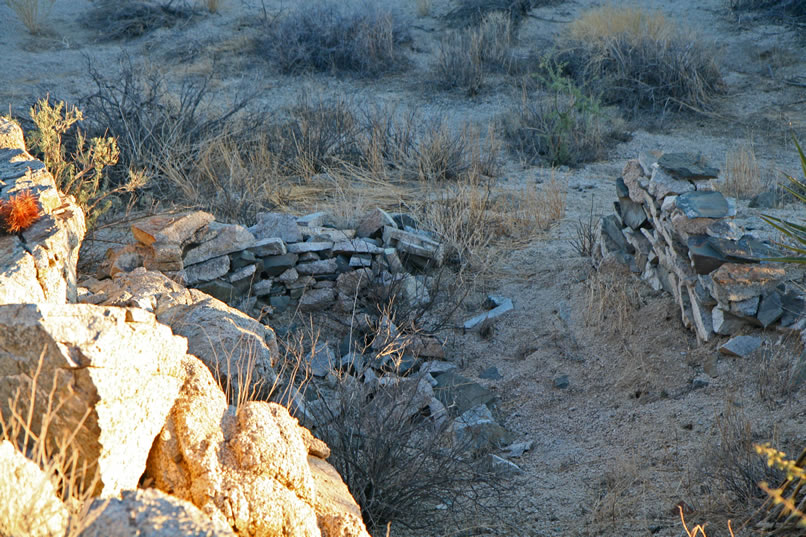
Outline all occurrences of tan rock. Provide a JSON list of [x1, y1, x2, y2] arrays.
[[183, 222, 256, 266], [0, 118, 86, 305], [309, 457, 371, 537], [99, 269, 279, 403], [147, 359, 322, 537], [0, 304, 188, 497], [131, 211, 215, 247], [0, 441, 68, 537], [710, 263, 786, 303]]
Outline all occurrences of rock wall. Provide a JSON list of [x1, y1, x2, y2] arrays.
[[597, 152, 804, 342], [105, 208, 442, 319], [0, 121, 371, 537]]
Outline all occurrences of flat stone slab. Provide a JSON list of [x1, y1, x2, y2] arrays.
[[757, 291, 784, 327], [356, 208, 396, 238], [464, 298, 514, 330], [249, 212, 302, 243], [657, 153, 719, 179], [296, 258, 339, 275], [131, 211, 214, 247], [687, 236, 728, 275], [249, 237, 286, 256], [649, 166, 695, 199], [184, 255, 230, 286], [433, 370, 496, 417], [710, 263, 785, 303], [719, 335, 762, 357], [332, 239, 383, 255], [183, 223, 255, 266], [287, 241, 333, 254], [675, 191, 734, 219]]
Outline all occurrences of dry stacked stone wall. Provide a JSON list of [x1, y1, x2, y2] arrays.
[[596, 152, 804, 342]]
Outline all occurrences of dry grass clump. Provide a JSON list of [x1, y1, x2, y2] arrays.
[[259, 3, 411, 77], [4, 0, 55, 34], [443, 0, 543, 28], [558, 6, 723, 115], [82, 0, 196, 41], [504, 65, 625, 166], [721, 144, 764, 199], [755, 335, 805, 406], [434, 12, 515, 95], [583, 269, 641, 335]]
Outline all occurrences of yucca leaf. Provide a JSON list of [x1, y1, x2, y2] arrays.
[[793, 133, 806, 182]]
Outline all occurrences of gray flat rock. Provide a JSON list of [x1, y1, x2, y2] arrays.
[[675, 191, 734, 219], [719, 335, 762, 357], [658, 152, 719, 179]]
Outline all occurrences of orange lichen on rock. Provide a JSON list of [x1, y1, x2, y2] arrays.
[[0, 190, 41, 233]]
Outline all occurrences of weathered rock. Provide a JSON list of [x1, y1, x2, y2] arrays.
[[648, 166, 695, 199], [80, 488, 237, 537], [617, 197, 648, 230], [184, 222, 256, 266], [622, 159, 649, 203], [297, 258, 339, 275], [299, 288, 337, 312], [452, 404, 513, 453], [0, 119, 86, 304], [302, 227, 355, 242], [297, 211, 332, 228], [308, 457, 371, 537], [757, 291, 784, 327], [195, 280, 236, 304], [147, 361, 322, 537], [730, 296, 760, 318], [309, 343, 336, 377], [250, 212, 303, 243], [131, 211, 214, 248], [712, 307, 746, 336], [709, 263, 785, 303], [249, 237, 287, 256], [0, 303, 188, 496], [719, 335, 762, 357], [356, 208, 396, 238], [185, 255, 230, 286], [383, 227, 444, 266], [687, 236, 728, 275], [99, 269, 278, 403], [463, 297, 514, 330], [433, 370, 496, 417], [657, 152, 719, 179], [0, 440, 68, 537], [288, 241, 334, 254]]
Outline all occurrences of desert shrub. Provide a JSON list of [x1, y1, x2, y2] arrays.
[[504, 63, 624, 166], [82, 0, 196, 41], [570, 197, 599, 257], [434, 12, 515, 95], [696, 404, 784, 519], [27, 98, 146, 227], [443, 0, 549, 28], [722, 143, 764, 199], [557, 6, 723, 115], [4, 0, 55, 34], [729, 0, 806, 23], [259, 2, 411, 77]]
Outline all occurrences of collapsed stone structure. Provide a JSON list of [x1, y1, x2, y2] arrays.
[[0, 117, 372, 537], [596, 152, 804, 342]]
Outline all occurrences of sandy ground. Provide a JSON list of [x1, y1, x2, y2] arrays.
[[2, 0, 805, 536]]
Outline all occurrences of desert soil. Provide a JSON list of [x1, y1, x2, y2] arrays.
[[1, 1, 805, 536]]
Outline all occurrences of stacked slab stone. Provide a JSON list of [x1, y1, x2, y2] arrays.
[[596, 152, 803, 342], [112, 208, 444, 317]]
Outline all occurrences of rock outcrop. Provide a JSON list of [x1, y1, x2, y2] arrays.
[[0, 118, 85, 305], [0, 440, 68, 537], [0, 303, 189, 497]]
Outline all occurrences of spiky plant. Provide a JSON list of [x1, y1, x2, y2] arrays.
[[760, 134, 806, 262]]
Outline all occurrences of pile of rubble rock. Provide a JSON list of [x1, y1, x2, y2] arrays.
[[104, 207, 444, 318], [595, 152, 805, 342]]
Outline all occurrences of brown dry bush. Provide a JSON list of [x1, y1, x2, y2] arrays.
[[557, 6, 723, 116], [82, 0, 197, 42], [583, 269, 641, 336], [755, 335, 806, 406], [721, 143, 764, 199], [5, 0, 55, 34]]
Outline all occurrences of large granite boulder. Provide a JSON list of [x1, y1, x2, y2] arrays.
[[0, 118, 85, 305], [88, 268, 279, 403], [0, 303, 189, 497], [146, 358, 322, 537]]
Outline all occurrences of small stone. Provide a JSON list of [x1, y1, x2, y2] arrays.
[[712, 307, 745, 335], [297, 252, 320, 263], [309, 343, 336, 377], [260, 254, 298, 276], [296, 211, 332, 228], [600, 215, 631, 252], [503, 441, 533, 458], [617, 197, 648, 230], [464, 298, 514, 330], [183, 223, 255, 266], [657, 152, 719, 179], [691, 373, 710, 389], [553, 375, 570, 389], [228, 264, 256, 284], [615, 177, 629, 198], [269, 295, 291, 313], [349, 254, 372, 267], [299, 288, 336, 312], [333, 239, 383, 255], [719, 335, 762, 357], [195, 280, 235, 304], [249, 237, 287, 256], [479, 366, 503, 380], [297, 258, 339, 275], [249, 212, 302, 243], [276, 267, 298, 283], [648, 166, 695, 199], [253, 279, 273, 297], [184, 255, 230, 285], [287, 241, 333, 254], [230, 250, 256, 270]]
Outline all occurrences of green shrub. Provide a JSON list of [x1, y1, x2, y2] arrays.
[[28, 98, 145, 228], [504, 61, 625, 166]]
